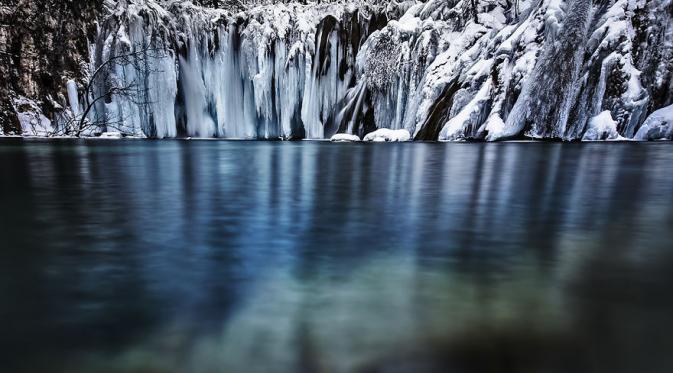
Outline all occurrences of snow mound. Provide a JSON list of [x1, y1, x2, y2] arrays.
[[330, 133, 361, 142], [635, 105, 673, 141], [99, 132, 124, 139], [363, 128, 411, 142], [582, 111, 624, 141]]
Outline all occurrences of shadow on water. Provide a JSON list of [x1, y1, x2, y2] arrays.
[[1, 139, 673, 372]]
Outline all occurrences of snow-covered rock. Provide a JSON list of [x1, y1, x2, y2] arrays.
[[330, 133, 361, 142], [635, 105, 673, 141], [363, 128, 411, 142], [12, 97, 53, 137], [582, 111, 624, 141], [439, 81, 492, 141]]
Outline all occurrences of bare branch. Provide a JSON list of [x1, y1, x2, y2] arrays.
[[64, 42, 169, 137]]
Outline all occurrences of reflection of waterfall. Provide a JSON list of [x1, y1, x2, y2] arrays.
[[8, 141, 673, 372]]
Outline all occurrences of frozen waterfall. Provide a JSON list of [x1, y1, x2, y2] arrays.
[[74, 0, 673, 141], [88, 2, 386, 140]]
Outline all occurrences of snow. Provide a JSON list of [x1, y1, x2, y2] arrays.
[[99, 131, 124, 139], [392, 10, 421, 34], [635, 105, 673, 141], [363, 128, 411, 142], [582, 111, 624, 141], [330, 133, 361, 142]]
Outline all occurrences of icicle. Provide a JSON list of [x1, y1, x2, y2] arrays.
[[66, 80, 80, 116]]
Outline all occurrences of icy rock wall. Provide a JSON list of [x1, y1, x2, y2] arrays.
[[83, 0, 673, 140], [367, 0, 672, 141]]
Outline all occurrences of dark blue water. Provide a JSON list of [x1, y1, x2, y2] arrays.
[[1, 139, 673, 373]]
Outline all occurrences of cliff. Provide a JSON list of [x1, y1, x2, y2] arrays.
[[0, 0, 102, 134]]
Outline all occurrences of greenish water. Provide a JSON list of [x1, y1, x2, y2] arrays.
[[1, 139, 673, 372]]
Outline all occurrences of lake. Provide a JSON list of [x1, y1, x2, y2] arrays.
[[1, 139, 673, 372]]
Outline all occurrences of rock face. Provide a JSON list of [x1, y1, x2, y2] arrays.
[[0, 0, 102, 134], [3, 0, 673, 141]]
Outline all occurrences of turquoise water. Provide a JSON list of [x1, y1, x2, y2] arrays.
[[1, 139, 673, 372]]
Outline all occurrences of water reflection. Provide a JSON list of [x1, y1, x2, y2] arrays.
[[1, 140, 673, 372]]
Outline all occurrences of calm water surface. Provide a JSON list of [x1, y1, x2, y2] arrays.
[[1, 139, 673, 373]]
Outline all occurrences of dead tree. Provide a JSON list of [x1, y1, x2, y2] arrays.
[[67, 44, 167, 137]]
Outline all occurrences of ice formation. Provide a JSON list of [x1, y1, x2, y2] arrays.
[[19, 0, 673, 141], [66, 80, 81, 116]]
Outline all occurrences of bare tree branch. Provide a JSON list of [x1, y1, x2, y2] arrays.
[[63, 42, 168, 137]]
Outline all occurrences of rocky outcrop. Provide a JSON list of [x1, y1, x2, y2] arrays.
[[0, 0, 102, 134]]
